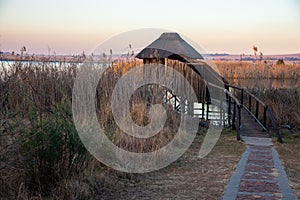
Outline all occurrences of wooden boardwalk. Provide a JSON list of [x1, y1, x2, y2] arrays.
[[239, 108, 270, 138], [222, 84, 283, 143]]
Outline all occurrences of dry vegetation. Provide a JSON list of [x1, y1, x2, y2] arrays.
[[216, 60, 300, 80], [0, 60, 225, 199], [217, 60, 300, 128], [0, 59, 180, 198], [274, 130, 300, 199], [1, 59, 299, 199], [249, 88, 300, 128], [96, 130, 245, 199], [0, 61, 86, 198]]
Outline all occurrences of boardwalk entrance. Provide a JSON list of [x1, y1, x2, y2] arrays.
[[225, 84, 283, 143], [240, 108, 270, 138]]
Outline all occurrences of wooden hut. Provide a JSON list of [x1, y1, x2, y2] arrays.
[[136, 32, 226, 119]]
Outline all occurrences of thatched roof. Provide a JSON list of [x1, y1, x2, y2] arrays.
[[136, 33, 204, 60], [136, 32, 227, 90]]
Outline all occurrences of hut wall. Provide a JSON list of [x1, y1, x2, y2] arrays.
[[165, 58, 206, 103]]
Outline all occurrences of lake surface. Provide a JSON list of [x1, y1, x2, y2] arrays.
[[0, 60, 79, 68]]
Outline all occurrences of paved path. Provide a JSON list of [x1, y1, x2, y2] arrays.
[[223, 136, 295, 200]]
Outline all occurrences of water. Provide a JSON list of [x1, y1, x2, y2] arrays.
[[0, 60, 80, 70], [166, 91, 227, 125]]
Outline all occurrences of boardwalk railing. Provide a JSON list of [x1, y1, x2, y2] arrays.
[[208, 82, 242, 140], [225, 89, 242, 140], [164, 82, 283, 143], [226, 84, 283, 143]]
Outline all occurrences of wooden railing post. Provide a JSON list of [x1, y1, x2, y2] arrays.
[[202, 102, 205, 119], [220, 100, 223, 126], [263, 105, 268, 128], [206, 102, 209, 120], [174, 95, 177, 110], [237, 105, 241, 140], [248, 95, 252, 113], [238, 105, 241, 128], [202, 88, 205, 119], [232, 101, 236, 130], [255, 100, 259, 120], [228, 96, 232, 126], [241, 89, 244, 106]]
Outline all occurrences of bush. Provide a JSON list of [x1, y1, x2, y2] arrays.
[[276, 59, 285, 65], [21, 100, 89, 195]]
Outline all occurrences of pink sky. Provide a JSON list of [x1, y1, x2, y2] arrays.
[[1, 0, 300, 55]]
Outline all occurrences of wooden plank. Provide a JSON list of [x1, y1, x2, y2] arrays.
[[239, 109, 270, 138]]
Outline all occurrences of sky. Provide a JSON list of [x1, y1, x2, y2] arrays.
[[0, 0, 299, 55]]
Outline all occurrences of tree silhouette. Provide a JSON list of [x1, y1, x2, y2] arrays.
[[20, 46, 26, 56], [253, 45, 258, 56], [259, 52, 263, 63]]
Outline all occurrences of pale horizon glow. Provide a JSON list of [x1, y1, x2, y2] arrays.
[[0, 0, 300, 55]]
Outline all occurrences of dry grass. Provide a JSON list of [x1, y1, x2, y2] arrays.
[[113, 104, 180, 153], [0, 59, 196, 199], [215, 60, 300, 129], [4, 58, 298, 199], [274, 130, 300, 199], [93, 129, 246, 199], [248, 88, 300, 128], [216, 60, 300, 80]]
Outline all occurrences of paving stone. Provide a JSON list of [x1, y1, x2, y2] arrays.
[[223, 136, 295, 200], [237, 193, 281, 200], [245, 165, 274, 173], [239, 180, 280, 193], [243, 172, 276, 181], [246, 159, 274, 167]]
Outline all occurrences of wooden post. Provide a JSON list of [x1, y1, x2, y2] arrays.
[[223, 107, 226, 126], [220, 108, 223, 126], [237, 105, 241, 141], [188, 101, 194, 116], [228, 96, 232, 126], [174, 95, 177, 110], [181, 97, 186, 114], [263, 105, 268, 128], [232, 101, 236, 130], [255, 100, 259, 120], [238, 105, 241, 128], [241, 89, 244, 106], [165, 90, 168, 104], [248, 95, 252, 113], [202, 86, 205, 119], [206, 102, 209, 120], [220, 100, 223, 126]]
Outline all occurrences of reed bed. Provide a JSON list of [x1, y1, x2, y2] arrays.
[[249, 88, 300, 129], [216, 60, 300, 129], [216, 61, 300, 80], [0, 59, 183, 198]]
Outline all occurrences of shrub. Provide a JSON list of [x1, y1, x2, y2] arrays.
[[276, 59, 285, 65], [21, 100, 89, 195]]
